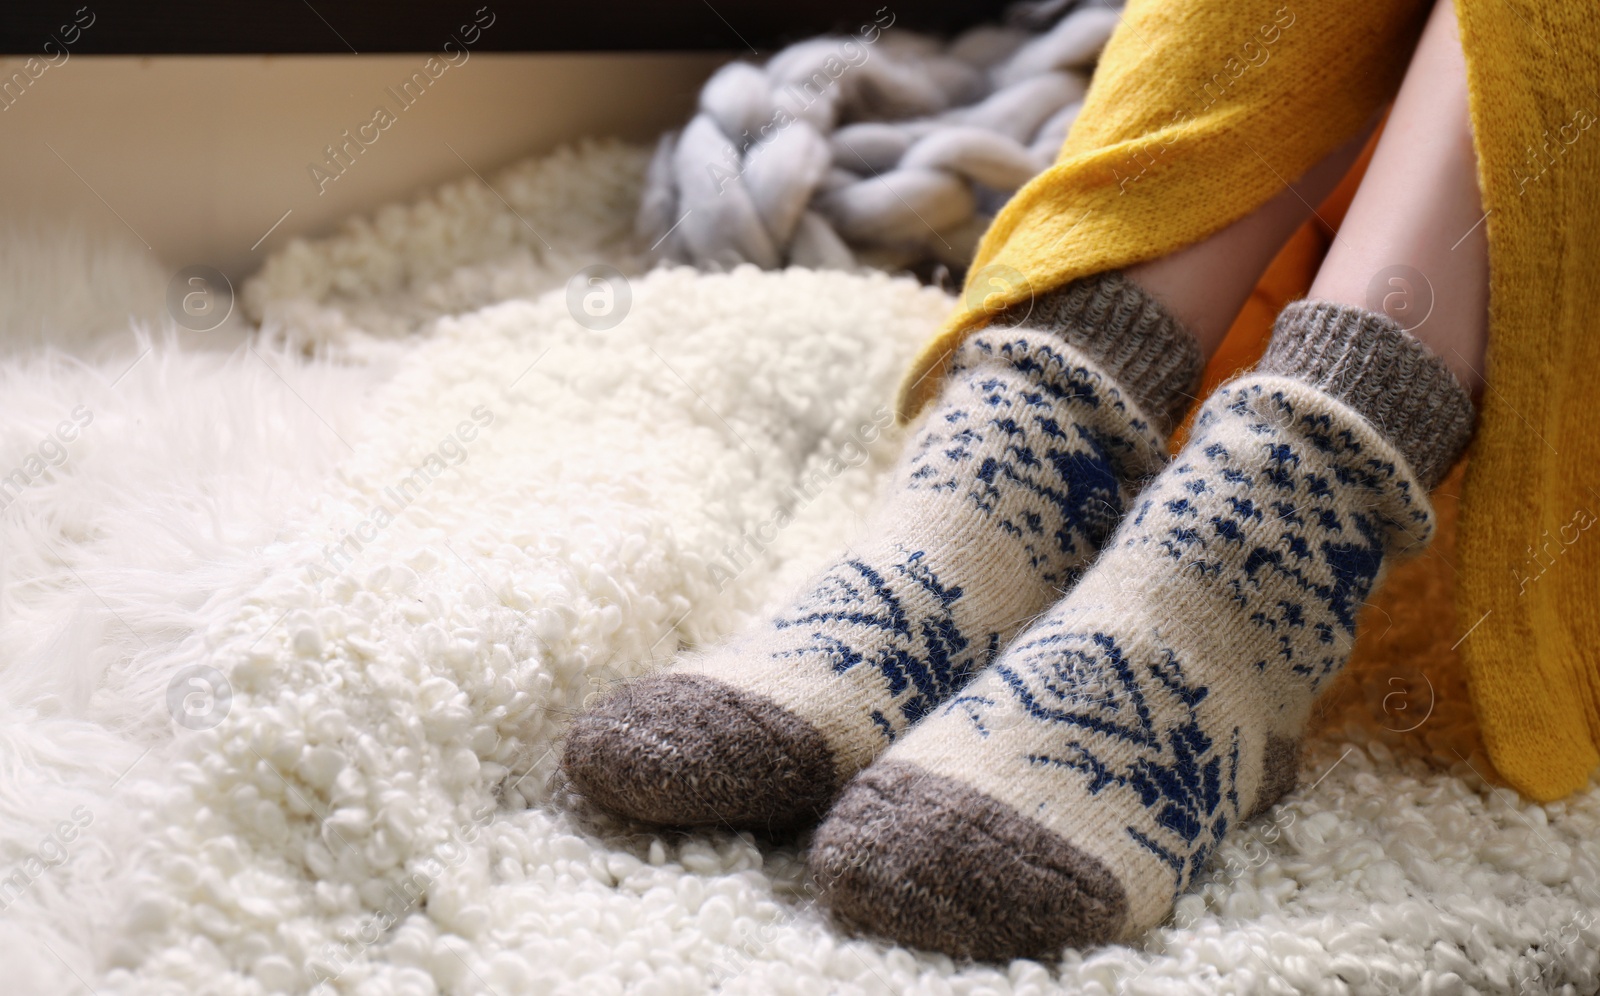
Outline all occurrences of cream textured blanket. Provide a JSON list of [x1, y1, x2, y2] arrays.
[[0, 140, 1595, 995]]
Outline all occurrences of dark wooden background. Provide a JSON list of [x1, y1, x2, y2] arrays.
[[1, 2, 1010, 54]]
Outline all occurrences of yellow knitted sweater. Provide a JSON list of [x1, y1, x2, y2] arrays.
[[900, 0, 1600, 801]]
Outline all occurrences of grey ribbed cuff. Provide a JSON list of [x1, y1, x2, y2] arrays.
[[1000, 271, 1203, 435], [1258, 301, 1476, 489]]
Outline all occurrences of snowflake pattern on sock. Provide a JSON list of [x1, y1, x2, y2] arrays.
[[750, 329, 1170, 748], [771, 547, 1003, 737], [930, 376, 1432, 901], [901, 333, 1159, 586]]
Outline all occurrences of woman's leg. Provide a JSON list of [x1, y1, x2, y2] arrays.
[[1307, 0, 1488, 393], [1125, 131, 1372, 360], [1126, 0, 1487, 375], [809, 0, 1483, 958]]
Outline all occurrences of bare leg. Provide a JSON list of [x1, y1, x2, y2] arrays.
[[1307, 0, 1488, 394], [1126, 129, 1373, 360]]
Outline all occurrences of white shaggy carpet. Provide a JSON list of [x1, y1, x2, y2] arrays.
[[2, 139, 1599, 996]]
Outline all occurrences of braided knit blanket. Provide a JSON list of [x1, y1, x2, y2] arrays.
[[638, 1, 1121, 276]]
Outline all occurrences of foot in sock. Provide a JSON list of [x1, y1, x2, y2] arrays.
[[561, 273, 1200, 830], [808, 301, 1475, 958]]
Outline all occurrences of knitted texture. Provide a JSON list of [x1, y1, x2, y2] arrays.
[[637, 5, 1122, 273], [563, 301, 1176, 829], [811, 374, 1437, 957], [1011, 270, 1202, 434], [1258, 301, 1474, 489]]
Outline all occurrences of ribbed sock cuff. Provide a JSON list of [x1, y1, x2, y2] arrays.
[[1258, 300, 1476, 489], [1003, 271, 1202, 435]]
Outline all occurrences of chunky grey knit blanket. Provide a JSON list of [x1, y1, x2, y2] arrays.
[[638, 1, 1122, 276]]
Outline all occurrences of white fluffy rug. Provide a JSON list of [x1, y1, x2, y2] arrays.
[[3, 140, 1599, 996]]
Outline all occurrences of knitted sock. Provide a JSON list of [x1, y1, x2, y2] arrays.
[[561, 272, 1201, 830], [809, 301, 1475, 958]]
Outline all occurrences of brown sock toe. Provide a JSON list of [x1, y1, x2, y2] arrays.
[[808, 761, 1128, 960], [1244, 733, 1301, 821], [561, 672, 837, 831]]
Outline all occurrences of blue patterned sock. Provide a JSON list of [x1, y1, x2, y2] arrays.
[[563, 272, 1200, 829], [809, 302, 1475, 958]]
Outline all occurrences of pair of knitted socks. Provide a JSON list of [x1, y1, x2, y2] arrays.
[[562, 271, 1474, 958]]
